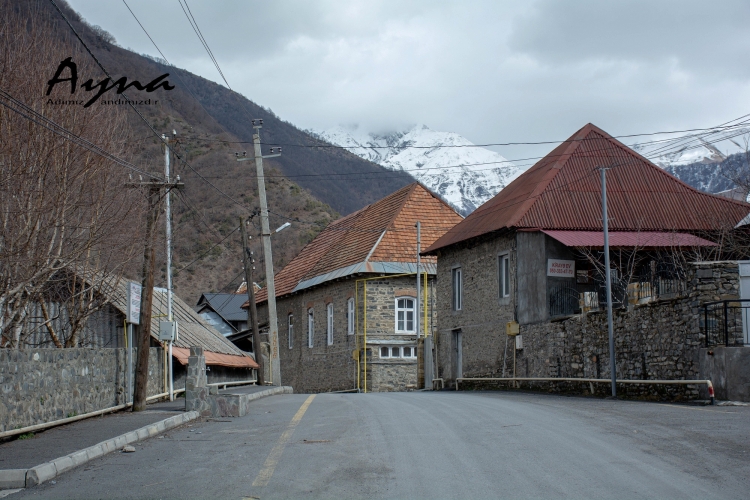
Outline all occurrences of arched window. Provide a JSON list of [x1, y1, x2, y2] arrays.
[[307, 308, 314, 348], [395, 297, 415, 333], [326, 303, 334, 345]]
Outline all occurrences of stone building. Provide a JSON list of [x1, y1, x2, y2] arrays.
[[253, 183, 463, 392], [422, 123, 750, 388]]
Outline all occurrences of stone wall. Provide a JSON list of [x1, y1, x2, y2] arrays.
[[0, 347, 164, 432], [433, 232, 516, 383], [258, 274, 436, 393], [445, 261, 739, 400]]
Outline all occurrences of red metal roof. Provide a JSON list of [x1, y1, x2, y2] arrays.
[[172, 346, 259, 369], [252, 183, 462, 305], [424, 123, 750, 253], [540, 230, 717, 247]]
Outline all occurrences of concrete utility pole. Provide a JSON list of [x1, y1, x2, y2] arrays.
[[239, 216, 263, 385], [163, 132, 176, 402], [600, 167, 617, 398], [127, 174, 184, 411], [236, 119, 282, 385]]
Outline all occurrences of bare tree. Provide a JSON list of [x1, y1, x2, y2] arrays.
[[0, 4, 144, 348]]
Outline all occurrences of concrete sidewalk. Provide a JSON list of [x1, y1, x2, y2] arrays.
[[0, 385, 289, 490]]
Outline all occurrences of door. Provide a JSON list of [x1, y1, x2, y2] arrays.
[[451, 329, 462, 382]]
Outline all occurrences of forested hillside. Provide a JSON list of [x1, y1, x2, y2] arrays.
[[12, 0, 413, 303]]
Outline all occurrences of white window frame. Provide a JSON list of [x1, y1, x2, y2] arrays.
[[326, 303, 334, 345], [307, 308, 314, 348], [451, 266, 462, 311], [379, 345, 417, 359], [395, 297, 416, 333], [499, 253, 510, 298], [347, 298, 355, 335], [288, 314, 293, 349]]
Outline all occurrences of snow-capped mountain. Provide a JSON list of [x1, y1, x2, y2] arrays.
[[315, 124, 523, 215]]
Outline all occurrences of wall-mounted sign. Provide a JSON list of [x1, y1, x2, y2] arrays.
[[547, 259, 575, 278], [127, 282, 142, 325]]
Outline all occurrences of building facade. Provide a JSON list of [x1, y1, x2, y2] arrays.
[[424, 123, 750, 388], [254, 183, 462, 393]]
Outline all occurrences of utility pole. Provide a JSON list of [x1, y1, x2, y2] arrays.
[[164, 132, 176, 401], [240, 215, 264, 385], [415, 221, 421, 337], [236, 119, 282, 385], [127, 173, 184, 411], [600, 167, 617, 398]]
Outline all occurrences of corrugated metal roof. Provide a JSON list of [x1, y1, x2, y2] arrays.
[[253, 183, 462, 305], [109, 282, 248, 357], [425, 123, 750, 253], [540, 230, 717, 247], [196, 293, 248, 322]]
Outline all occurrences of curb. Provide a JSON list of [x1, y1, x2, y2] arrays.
[[242, 386, 294, 401], [0, 411, 199, 489]]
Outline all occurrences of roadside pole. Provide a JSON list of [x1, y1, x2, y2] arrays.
[[600, 167, 617, 398], [240, 216, 264, 385], [163, 133, 176, 401], [236, 119, 282, 385], [416, 221, 421, 338], [126, 174, 184, 411]]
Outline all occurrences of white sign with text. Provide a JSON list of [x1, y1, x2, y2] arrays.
[[547, 259, 575, 278]]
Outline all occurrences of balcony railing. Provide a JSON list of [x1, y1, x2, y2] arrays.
[[703, 300, 750, 347]]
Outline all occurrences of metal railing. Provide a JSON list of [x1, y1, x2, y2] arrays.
[[703, 299, 750, 347]]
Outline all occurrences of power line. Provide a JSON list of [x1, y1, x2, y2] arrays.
[[0, 88, 155, 179]]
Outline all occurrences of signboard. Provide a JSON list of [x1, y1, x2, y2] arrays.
[[547, 259, 575, 278], [126, 282, 142, 325]]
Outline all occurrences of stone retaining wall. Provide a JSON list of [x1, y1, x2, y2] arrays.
[[0, 347, 164, 432]]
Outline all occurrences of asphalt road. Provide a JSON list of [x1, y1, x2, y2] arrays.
[[11, 391, 750, 499]]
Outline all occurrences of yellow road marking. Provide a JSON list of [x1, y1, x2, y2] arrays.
[[252, 395, 316, 488]]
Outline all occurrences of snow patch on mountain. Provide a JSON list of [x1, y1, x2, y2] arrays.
[[315, 124, 523, 215]]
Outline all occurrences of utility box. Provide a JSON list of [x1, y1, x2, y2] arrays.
[[506, 321, 519, 336], [515, 335, 523, 350], [159, 321, 178, 342]]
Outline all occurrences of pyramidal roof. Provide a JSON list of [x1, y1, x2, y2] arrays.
[[254, 183, 463, 304], [425, 123, 750, 253]]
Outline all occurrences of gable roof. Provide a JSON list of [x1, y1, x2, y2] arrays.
[[425, 123, 750, 253], [108, 282, 250, 359], [254, 183, 463, 304], [196, 293, 248, 323]]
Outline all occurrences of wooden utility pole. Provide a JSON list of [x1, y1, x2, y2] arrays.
[[127, 177, 184, 411], [239, 216, 264, 385]]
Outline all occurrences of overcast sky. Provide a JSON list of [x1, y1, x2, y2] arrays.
[[66, 0, 750, 161]]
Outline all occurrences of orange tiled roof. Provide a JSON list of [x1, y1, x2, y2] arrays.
[[252, 183, 462, 305]]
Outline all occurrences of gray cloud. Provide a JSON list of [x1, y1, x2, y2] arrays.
[[66, 0, 750, 161]]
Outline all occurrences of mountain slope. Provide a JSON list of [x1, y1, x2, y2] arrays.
[[316, 125, 523, 215]]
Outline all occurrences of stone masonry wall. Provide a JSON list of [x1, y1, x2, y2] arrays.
[[434, 233, 516, 383], [258, 275, 436, 393], [0, 347, 164, 432], [458, 261, 739, 400]]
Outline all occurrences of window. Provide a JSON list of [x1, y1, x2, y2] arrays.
[[395, 297, 415, 333], [307, 308, 314, 348], [347, 298, 355, 335], [288, 314, 293, 349], [451, 267, 462, 310], [379, 345, 417, 359], [326, 303, 334, 345], [499, 254, 510, 298]]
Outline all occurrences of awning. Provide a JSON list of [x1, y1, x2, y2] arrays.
[[171, 346, 259, 369], [541, 230, 717, 248]]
